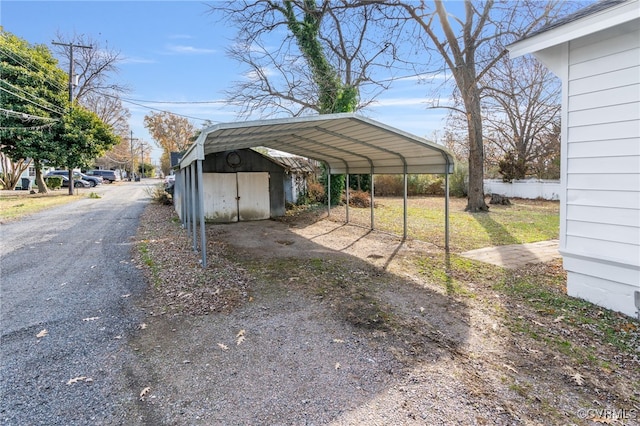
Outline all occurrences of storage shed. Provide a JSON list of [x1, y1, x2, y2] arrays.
[[200, 148, 287, 222], [508, 0, 640, 318]]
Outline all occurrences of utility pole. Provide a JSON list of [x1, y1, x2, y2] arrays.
[[52, 41, 92, 195], [128, 130, 138, 181], [140, 142, 144, 180]]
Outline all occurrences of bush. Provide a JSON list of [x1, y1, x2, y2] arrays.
[[374, 174, 445, 196], [147, 184, 172, 205], [345, 189, 372, 208], [45, 176, 63, 190], [448, 163, 468, 198], [307, 181, 325, 203]]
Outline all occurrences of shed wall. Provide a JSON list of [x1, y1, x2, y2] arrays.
[[563, 21, 640, 316]]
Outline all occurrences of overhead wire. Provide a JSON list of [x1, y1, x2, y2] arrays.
[[101, 92, 218, 123], [0, 86, 66, 116], [0, 80, 66, 115], [0, 45, 68, 92], [0, 107, 59, 122]]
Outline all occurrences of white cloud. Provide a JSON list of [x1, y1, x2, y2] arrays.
[[121, 55, 157, 64], [165, 44, 217, 55]]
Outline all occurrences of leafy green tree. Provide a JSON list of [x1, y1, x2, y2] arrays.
[[0, 30, 68, 191], [54, 106, 120, 194]]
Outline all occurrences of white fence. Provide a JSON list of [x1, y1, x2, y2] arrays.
[[484, 179, 561, 200]]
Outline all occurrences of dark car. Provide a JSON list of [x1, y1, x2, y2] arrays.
[[86, 169, 119, 183], [48, 170, 102, 187], [45, 174, 91, 188]]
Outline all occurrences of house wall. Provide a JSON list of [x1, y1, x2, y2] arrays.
[[560, 20, 640, 317]]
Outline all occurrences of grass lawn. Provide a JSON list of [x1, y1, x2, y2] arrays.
[[0, 190, 84, 222], [330, 196, 559, 252]]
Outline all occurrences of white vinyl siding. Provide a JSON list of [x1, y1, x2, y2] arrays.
[[565, 23, 640, 273]]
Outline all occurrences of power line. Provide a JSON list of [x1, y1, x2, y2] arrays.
[[0, 122, 57, 131], [0, 107, 59, 122], [0, 80, 66, 115], [120, 96, 226, 105], [0, 45, 68, 92], [0, 86, 65, 116], [102, 93, 217, 123]]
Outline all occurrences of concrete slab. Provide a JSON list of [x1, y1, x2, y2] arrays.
[[459, 240, 561, 269]]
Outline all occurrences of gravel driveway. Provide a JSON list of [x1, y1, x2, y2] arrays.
[[0, 182, 156, 425]]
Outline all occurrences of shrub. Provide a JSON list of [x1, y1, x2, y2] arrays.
[[45, 176, 63, 190], [374, 174, 445, 196], [449, 163, 468, 198], [345, 189, 372, 208], [147, 184, 172, 205], [307, 181, 325, 203]]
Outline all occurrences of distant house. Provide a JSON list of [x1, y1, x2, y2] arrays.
[[508, 0, 639, 317], [269, 154, 320, 204]]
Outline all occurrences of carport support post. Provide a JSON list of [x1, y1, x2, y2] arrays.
[[370, 168, 375, 230], [445, 162, 450, 253], [197, 159, 207, 267], [181, 169, 187, 227], [345, 173, 350, 223], [190, 162, 197, 252], [327, 171, 331, 217], [185, 166, 191, 235], [403, 168, 408, 240]]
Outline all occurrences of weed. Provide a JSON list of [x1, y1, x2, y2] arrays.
[[139, 241, 161, 288], [88, 192, 101, 199]]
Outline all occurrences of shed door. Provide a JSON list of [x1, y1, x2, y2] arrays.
[[238, 172, 270, 221], [203, 172, 270, 222], [203, 173, 238, 222]]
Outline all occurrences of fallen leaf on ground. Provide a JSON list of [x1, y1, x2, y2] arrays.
[[36, 329, 48, 338], [553, 315, 565, 323], [140, 387, 151, 400], [217, 343, 229, 350], [335, 362, 341, 370], [236, 329, 245, 345], [139, 323, 147, 330], [503, 363, 518, 374], [67, 376, 90, 385], [571, 372, 584, 386]]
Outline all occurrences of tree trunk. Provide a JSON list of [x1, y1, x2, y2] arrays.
[[34, 159, 48, 194], [463, 78, 489, 212], [68, 169, 74, 196]]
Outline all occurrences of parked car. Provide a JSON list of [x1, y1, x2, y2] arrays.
[[85, 170, 119, 183], [47, 170, 102, 187], [45, 174, 91, 188]]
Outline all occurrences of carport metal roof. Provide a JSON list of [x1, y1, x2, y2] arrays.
[[179, 113, 454, 175], [177, 113, 455, 268]]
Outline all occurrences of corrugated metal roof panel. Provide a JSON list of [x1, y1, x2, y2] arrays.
[[180, 113, 454, 175]]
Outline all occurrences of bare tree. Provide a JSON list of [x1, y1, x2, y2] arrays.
[[210, 0, 407, 118], [53, 33, 131, 172], [52, 32, 128, 102], [376, 0, 564, 211], [482, 54, 561, 180]]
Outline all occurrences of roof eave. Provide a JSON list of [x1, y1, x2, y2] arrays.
[[507, 0, 639, 57]]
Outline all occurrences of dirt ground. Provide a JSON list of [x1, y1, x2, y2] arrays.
[[130, 203, 639, 425]]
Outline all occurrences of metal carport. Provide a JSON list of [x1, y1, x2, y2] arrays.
[[176, 113, 455, 267]]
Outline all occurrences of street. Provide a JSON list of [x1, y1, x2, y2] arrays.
[[1, 181, 157, 425]]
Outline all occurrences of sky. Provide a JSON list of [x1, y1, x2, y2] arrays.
[[2, 1, 450, 163]]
